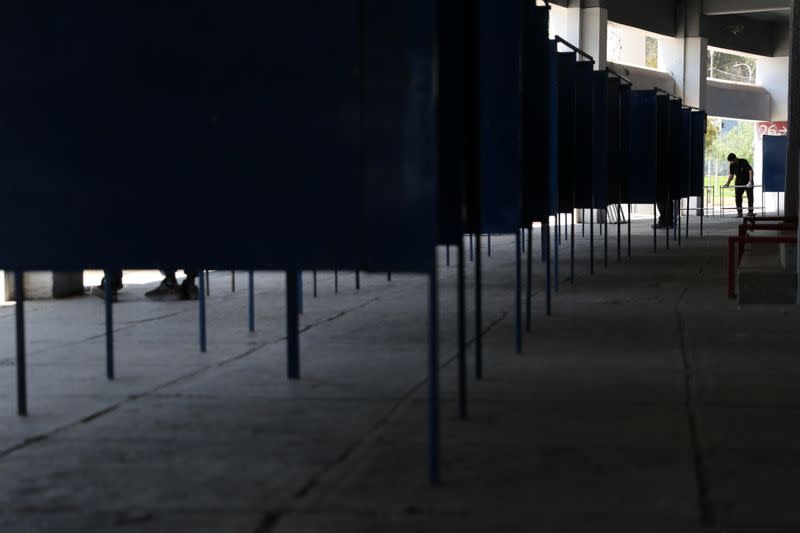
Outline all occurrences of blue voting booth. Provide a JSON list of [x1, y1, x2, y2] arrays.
[[763, 135, 789, 193]]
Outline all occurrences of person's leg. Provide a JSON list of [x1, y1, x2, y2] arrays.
[[735, 188, 744, 216], [91, 269, 122, 301], [746, 187, 754, 215], [181, 269, 199, 300], [145, 269, 182, 300], [655, 199, 668, 227]]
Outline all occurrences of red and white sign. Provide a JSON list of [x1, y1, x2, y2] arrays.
[[756, 121, 788, 138]]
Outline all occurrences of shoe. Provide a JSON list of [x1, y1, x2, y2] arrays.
[[651, 223, 675, 230], [90, 285, 118, 302], [145, 279, 183, 301], [181, 279, 199, 301]]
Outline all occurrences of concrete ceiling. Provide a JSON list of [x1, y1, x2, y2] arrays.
[[703, 0, 791, 16]]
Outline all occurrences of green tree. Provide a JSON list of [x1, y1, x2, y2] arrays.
[[716, 121, 755, 164], [645, 37, 658, 69], [707, 49, 757, 84]]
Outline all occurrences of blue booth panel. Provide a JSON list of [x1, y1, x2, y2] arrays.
[[479, 0, 523, 234], [627, 90, 658, 203], [690, 111, 706, 197], [668, 99, 683, 200], [592, 72, 609, 209], [678, 108, 692, 198], [619, 84, 632, 204], [523, 6, 557, 223], [573, 62, 594, 210], [0, 2, 439, 272], [763, 135, 789, 193], [606, 78, 621, 205], [557, 53, 577, 213]]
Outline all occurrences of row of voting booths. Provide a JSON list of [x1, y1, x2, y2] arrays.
[[1, 1, 706, 484]]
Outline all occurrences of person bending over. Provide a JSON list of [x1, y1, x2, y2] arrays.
[[723, 152, 754, 217]]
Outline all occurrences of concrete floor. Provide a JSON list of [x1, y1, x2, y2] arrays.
[[2, 215, 799, 532]]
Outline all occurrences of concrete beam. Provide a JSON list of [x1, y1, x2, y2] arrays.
[[704, 0, 791, 15]]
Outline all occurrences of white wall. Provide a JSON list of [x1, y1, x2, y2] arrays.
[[757, 56, 789, 122], [706, 79, 771, 121], [607, 61, 677, 92]]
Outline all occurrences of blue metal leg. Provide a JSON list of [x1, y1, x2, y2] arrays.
[[104, 275, 114, 380], [387, 271, 392, 281], [526, 224, 533, 332], [198, 268, 207, 353], [15, 271, 27, 416], [427, 258, 440, 484], [653, 203, 658, 253], [554, 216, 560, 293], [545, 222, 552, 316], [475, 229, 483, 380], [541, 224, 546, 263], [604, 215, 609, 268], [521, 228, 525, 253], [205, 270, 210, 296], [355, 271, 360, 290], [570, 211, 575, 284], [446, 244, 450, 267], [457, 239, 467, 420], [231, 271, 235, 292], [297, 271, 303, 315], [515, 231, 521, 354], [286, 271, 300, 380], [487, 234, 491, 257], [469, 234, 474, 262], [628, 204, 632, 258], [248, 270, 255, 332], [582, 209, 586, 238], [590, 207, 595, 275], [313, 270, 317, 298], [334, 270, 338, 293]]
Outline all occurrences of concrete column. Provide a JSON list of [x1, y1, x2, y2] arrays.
[[580, 7, 608, 70], [757, 56, 790, 121], [683, 38, 708, 109], [565, 1, 582, 47], [4, 271, 84, 301]]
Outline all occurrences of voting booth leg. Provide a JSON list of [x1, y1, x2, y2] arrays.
[[297, 272, 304, 315], [554, 217, 560, 293], [457, 240, 467, 421], [355, 271, 360, 291], [521, 228, 525, 253], [286, 271, 300, 380], [599, 211, 603, 236], [653, 203, 658, 253], [469, 234, 474, 262], [686, 197, 691, 240], [590, 207, 595, 275], [312, 270, 317, 298], [570, 214, 575, 284], [231, 271, 236, 292], [487, 234, 491, 257], [628, 204, 632, 258], [677, 201, 682, 246], [205, 270, 210, 297], [446, 245, 450, 267], [515, 231, 522, 354], [545, 222, 552, 316], [541, 224, 547, 263], [582, 209, 586, 238], [104, 276, 114, 381], [387, 272, 392, 282], [15, 271, 27, 416], [475, 231, 483, 380], [427, 263, 440, 484], [700, 193, 705, 236], [198, 270, 207, 353], [526, 225, 533, 333], [604, 216, 609, 269], [248, 270, 255, 332], [617, 204, 622, 263], [334, 270, 339, 293]]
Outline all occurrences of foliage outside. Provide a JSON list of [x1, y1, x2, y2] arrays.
[[707, 48, 757, 84], [645, 37, 658, 69]]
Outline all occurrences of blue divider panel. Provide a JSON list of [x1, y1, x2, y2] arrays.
[[0, 2, 438, 273], [627, 90, 657, 203], [479, 0, 522, 233], [763, 135, 789, 193], [668, 99, 683, 200], [573, 62, 594, 210], [437, 0, 475, 245], [557, 53, 577, 213], [656, 94, 671, 206], [547, 41, 561, 219], [606, 78, 621, 205], [689, 111, 706, 196], [524, 6, 557, 223], [592, 71, 609, 209], [619, 84, 633, 203], [678, 108, 692, 197]]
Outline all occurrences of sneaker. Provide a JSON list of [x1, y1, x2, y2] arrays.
[[90, 285, 118, 302], [145, 279, 183, 301], [181, 279, 199, 301]]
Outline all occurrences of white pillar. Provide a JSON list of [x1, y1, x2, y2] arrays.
[[580, 7, 608, 70], [683, 37, 708, 110]]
